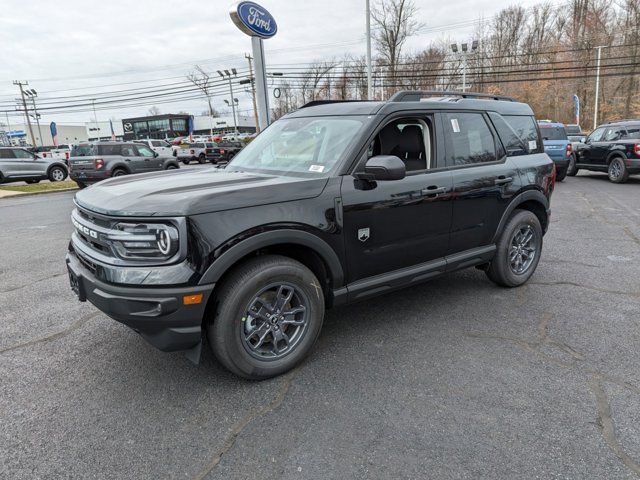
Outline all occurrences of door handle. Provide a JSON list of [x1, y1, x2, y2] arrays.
[[494, 176, 513, 186], [125, 158, 131, 162], [420, 186, 447, 196]]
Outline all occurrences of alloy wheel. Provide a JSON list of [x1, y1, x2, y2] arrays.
[[241, 283, 309, 360], [609, 159, 622, 180], [51, 168, 65, 181], [509, 225, 537, 275]]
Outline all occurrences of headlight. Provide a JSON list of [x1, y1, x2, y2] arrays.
[[108, 222, 179, 261]]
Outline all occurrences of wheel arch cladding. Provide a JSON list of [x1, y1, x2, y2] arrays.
[[606, 151, 626, 164], [199, 229, 344, 300], [492, 190, 549, 242]]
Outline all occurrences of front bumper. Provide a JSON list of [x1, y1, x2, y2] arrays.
[[66, 251, 214, 352]]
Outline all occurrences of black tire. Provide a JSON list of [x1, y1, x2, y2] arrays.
[[112, 168, 127, 177], [198, 153, 206, 164], [76, 181, 87, 189], [26, 179, 40, 184], [165, 164, 178, 170], [486, 210, 543, 288], [567, 153, 578, 176], [608, 157, 629, 183], [182, 159, 190, 165], [207, 255, 325, 380], [48, 166, 67, 182], [556, 166, 568, 182]]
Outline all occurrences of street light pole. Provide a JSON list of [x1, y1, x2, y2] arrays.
[[451, 41, 478, 92], [25, 90, 43, 147], [593, 45, 605, 130], [91, 99, 99, 141], [219, 69, 239, 135], [245, 53, 260, 133], [366, 0, 373, 100]]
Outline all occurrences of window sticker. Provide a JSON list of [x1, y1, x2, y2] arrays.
[[451, 118, 461, 133], [528, 140, 537, 150], [309, 165, 325, 173]]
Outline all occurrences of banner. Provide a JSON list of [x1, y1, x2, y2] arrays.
[[188, 115, 194, 142], [109, 119, 116, 141], [573, 94, 580, 126], [49, 122, 58, 146]]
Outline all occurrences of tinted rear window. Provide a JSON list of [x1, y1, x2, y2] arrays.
[[71, 145, 97, 156], [538, 125, 568, 140], [564, 125, 582, 135], [503, 115, 541, 152], [98, 145, 124, 156]]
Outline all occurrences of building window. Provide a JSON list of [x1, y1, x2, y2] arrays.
[[171, 119, 186, 132], [133, 121, 149, 138]]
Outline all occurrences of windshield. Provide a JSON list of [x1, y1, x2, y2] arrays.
[[228, 116, 365, 176], [539, 125, 567, 140]]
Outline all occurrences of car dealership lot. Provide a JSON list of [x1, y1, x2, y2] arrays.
[[1, 173, 640, 479]]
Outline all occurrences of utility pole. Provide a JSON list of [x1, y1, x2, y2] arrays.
[[593, 46, 605, 130], [218, 69, 239, 135], [25, 89, 43, 147], [13, 81, 36, 146], [366, 0, 373, 100], [245, 53, 260, 133], [91, 99, 99, 140]]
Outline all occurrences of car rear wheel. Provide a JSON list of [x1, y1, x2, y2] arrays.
[[112, 168, 127, 177], [556, 166, 568, 182], [165, 164, 178, 170], [48, 166, 67, 182], [182, 159, 190, 165], [608, 157, 629, 183], [486, 210, 543, 288], [207, 255, 325, 380], [75, 181, 87, 189], [566, 153, 578, 176], [198, 153, 206, 164]]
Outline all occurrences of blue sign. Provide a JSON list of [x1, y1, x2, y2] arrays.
[[230, 1, 277, 39], [573, 94, 580, 125]]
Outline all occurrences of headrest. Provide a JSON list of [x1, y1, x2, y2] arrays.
[[398, 125, 424, 153]]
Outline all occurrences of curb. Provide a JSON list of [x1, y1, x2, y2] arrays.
[[0, 187, 78, 199]]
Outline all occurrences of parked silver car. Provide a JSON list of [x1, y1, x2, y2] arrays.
[[0, 147, 68, 184]]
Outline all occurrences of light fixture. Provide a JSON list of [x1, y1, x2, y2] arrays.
[[462, 43, 468, 52], [450, 44, 458, 53], [217, 70, 224, 78], [472, 40, 479, 50], [224, 69, 231, 76], [231, 68, 237, 75]]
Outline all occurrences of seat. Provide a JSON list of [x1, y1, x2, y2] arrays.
[[392, 125, 427, 171]]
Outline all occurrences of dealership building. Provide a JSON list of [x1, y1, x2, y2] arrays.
[[119, 114, 256, 141]]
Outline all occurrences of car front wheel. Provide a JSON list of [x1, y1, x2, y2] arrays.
[[207, 255, 325, 380], [486, 210, 543, 287], [567, 154, 578, 176]]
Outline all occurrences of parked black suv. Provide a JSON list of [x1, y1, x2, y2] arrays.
[[572, 120, 640, 183], [66, 91, 555, 379]]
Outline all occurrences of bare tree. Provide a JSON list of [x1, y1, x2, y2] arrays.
[[371, 0, 422, 95], [148, 106, 161, 116]]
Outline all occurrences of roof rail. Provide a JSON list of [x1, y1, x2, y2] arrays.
[[601, 118, 640, 125], [388, 90, 515, 102], [299, 99, 374, 109]]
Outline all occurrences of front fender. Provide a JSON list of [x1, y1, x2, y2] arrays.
[[198, 228, 344, 287]]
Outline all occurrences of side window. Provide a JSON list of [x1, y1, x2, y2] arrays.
[[443, 113, 497, 166], [13, 149, 35, 159], [0, 149, 16, 159], [488, 112, 527, 156], [121, 145, 137, 156], [365, 116, 433, 172], [136, 145, 155, 157], [151, 140, 162, 147], [503, 115, 541, 152], [604, 128, 626, 141], [99, 145, 122, 156], [588, 127, 606, 142]]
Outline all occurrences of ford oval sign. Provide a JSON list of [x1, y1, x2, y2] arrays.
[[230, 1, 277, 39]]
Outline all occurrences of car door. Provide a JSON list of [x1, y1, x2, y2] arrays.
[[341, 113, 453, 286], [578, 127, 606, 167], [134, 144, 160, 171], [0, 148, 25, 179], [119, 144, 141, 172], [12, 148, 48, 177], [441, 111, 519, 256]]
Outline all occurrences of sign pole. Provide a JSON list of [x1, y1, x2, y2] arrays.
[[252, 36, 270, 130]]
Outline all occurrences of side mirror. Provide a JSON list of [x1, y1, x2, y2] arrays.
[[357, 155, 406, 181], [153, 152, 159, 157], [582, 137, 588, 143]]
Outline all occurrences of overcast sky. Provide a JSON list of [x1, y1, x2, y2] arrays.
[[1, 0, 556, 125]]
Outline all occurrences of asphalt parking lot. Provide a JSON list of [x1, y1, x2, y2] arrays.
[[1, 172, 640, 479]]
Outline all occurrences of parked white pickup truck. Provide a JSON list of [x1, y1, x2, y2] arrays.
[[134, 139, 174, 157], [174, 142, 214, 164]]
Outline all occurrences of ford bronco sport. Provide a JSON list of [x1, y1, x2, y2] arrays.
[[66, 91, 555, 379]]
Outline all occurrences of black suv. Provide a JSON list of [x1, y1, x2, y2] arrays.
[[66, 91, 555, 379], [572, 120, 640, 183]]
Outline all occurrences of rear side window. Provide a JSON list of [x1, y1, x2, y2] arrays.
[[603, 127, 626, 141], [98, 145, 124, 156], [442, 112, 497, 166], [71, 145, 97, 156], [13, 149, 34, 159], [626, 127, 640, 139], [0, 149, 15, 159], [538, 125, 568, 141], [488, 112, 527, 156], [503, 115, 541, 152]]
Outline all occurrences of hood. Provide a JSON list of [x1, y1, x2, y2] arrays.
[[75, 167, 329, 217]]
